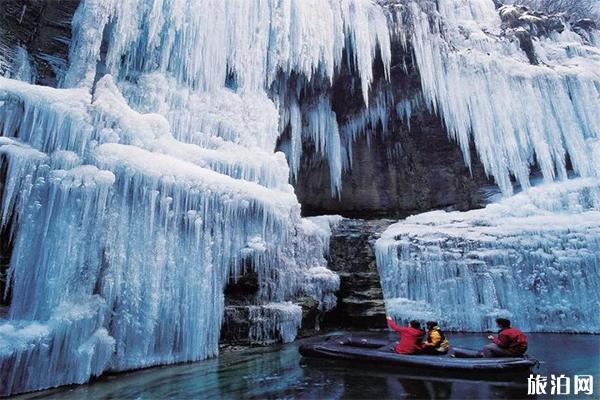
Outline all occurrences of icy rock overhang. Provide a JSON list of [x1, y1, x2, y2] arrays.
[[389, 0, 600, 195], [289, 0, 600, 199], [375, 178, 600, 333]]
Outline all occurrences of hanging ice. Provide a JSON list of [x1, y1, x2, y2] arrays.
[[278, 0, 600, 197], [398, 0, 600, 194], [1, 0, 600, 396], [373, 3, 600, 334], [0, 0, 397, 395], [63, 0, 392, 95], [376, 178, 600, 333]]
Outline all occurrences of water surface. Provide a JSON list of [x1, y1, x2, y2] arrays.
[[16, 333, 600, 399]]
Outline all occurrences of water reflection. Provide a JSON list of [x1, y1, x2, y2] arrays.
[[390, 377, 452, 399], [301, 358, 529, 400], [15, 333, 599, 400]]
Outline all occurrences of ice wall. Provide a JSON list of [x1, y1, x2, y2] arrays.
[[376, 178, 600, 333], [281, 0, 600, 197], [0, 75, 339, 396], [0, 1, 393, 395], [399, 0, 600, 195], [373, 1, 600, 334], [0, 75, 314, 394]]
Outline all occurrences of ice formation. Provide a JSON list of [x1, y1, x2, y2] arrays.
[[376, 178, 600, 333], [0, 0, 599, 395], [279, 0, 600, 196], [0, 74, 328, 394], [299, 216, 344, 311], [398, 0, 600, 195], [374, 0, 600, 334], [248, 302, 303, 344], [0, 0, 396, 394]]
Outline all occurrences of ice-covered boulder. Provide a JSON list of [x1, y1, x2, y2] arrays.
[[498, 5, 566, 36], [376, 179, 600, 333]]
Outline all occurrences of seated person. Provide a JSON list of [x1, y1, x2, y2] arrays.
[[482, 318, 528, 357], [421, 321, 449, 355], [386, 316, 425, 354]]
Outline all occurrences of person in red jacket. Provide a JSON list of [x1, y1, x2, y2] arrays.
[[386, 316, 425, 354], [482, 318, 528, 357]]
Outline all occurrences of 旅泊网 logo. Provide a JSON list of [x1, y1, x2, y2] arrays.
[[527, 374, 594, 396]]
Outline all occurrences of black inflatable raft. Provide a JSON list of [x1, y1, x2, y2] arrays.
[[299, 335, 538, 375]]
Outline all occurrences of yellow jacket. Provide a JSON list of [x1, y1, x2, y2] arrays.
[[425, 327, 449, 352]]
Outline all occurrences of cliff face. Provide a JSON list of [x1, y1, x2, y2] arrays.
[[322, 219, 392, 329], [295, 112, 491, 218], [0, 0, 78, 86], [290, 40, 493, 218]]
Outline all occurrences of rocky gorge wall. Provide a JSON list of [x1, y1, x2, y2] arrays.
[[0, 0, 79, 85], [321, 219, 391, 329]]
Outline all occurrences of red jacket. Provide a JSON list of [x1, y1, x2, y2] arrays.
[[493, 327, 528, 354], [387, 319, 425, 354]]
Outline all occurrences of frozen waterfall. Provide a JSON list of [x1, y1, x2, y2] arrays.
[[0, 0, 397, 394], [1, 0, 600, 396], [376, 178, 600, 333], [373, 0, 600, 335], [0, 74, 337, 395], [400, 0, 600, 195]]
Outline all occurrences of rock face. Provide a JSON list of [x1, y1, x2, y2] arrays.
[[294, 41, 492, 218], [296, 113, 491, 218], [1, 0, 79, 85], [322, 219, 393, 329], [220, 272, 322, 344]]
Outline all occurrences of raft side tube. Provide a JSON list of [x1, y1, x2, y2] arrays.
[[299, 336, 538, 373]]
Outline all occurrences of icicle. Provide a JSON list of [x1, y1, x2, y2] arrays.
[[376, 178, 600, 332], [68, 0, 391, 99], [62, 0, 116, 88], [305, 97, 343, 197], [403, 0, 600, 194], [339, 87, 395, 170], [248, 302, 302, 344], [11, 46, 36, 83]]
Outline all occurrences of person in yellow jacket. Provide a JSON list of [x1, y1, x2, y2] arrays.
[[421, 321, 449, 355]]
